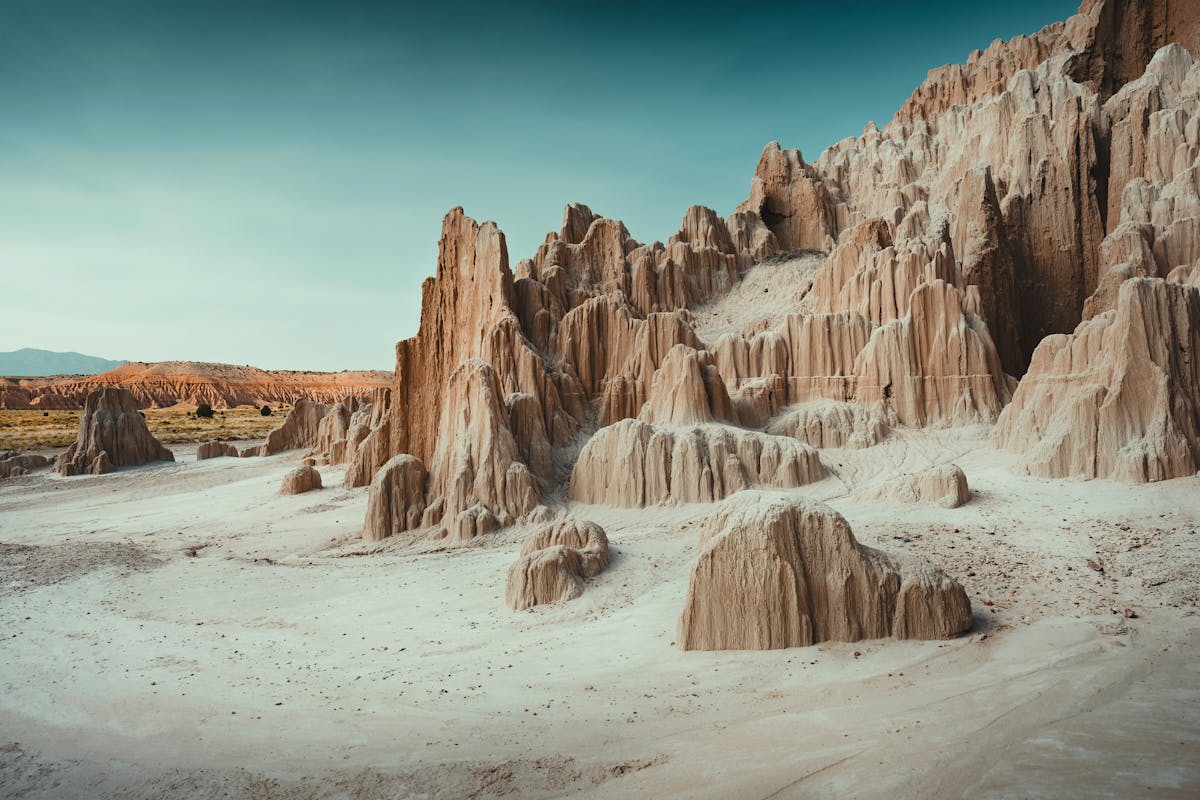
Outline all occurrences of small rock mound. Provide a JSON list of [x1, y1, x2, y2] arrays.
[[863, 464, 971, 508], [506, 518, 612, 610], [280, 465, 322, 495], [569, 418, 823, 508], [0, 453, 49, 479], [54, 388, 174, 476], [766, 400, 891, 449], [196, 441, 240, 460], [677, 495, 972, 650]]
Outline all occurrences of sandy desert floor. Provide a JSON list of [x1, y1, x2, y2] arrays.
[[1, 429, 1198, 799]]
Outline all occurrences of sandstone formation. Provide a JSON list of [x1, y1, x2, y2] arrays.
[[518, 518, 611, 578], [280, 465, 322, 495], [242, 399, 331, 457], [348, 0, 1200, 545], [765, 401, 891, 449], [54, 388, 174, 476], [0, 453, 49, 478], [568, 419, 823, 508], [196, 441, 240, 460], [677, 495, 973, 651], [994, 277, 1200, 481], [865, 464, 972, 508], [362, 454, 427, 542], [0, 361, 389, 411], [506, 518, 612, 610]]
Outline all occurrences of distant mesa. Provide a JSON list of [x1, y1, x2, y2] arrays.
[[0, 360, 391, 410]]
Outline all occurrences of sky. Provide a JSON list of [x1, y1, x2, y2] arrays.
[[0, 0, 1079, 371]]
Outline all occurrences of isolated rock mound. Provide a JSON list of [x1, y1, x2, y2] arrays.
[[280, 465, 322, 495], [196, 441, 239, 460], [865, 464, 971, 508], [54, 388, 174, 476], [677, 495, 972, 651], [569, 419, 824, 508], [0, 453, 50, 478], [519, 518, 611, 577], [506, 518, 611, 610], [994, 277, 1200, 481]]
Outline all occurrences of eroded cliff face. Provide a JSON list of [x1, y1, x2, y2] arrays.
[[338, 0, 1200, 540]]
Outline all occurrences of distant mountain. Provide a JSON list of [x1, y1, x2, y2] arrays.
[[0, 348, 126, 377]]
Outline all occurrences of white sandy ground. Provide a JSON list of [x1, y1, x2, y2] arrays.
[[1, 429, 1199, 799]]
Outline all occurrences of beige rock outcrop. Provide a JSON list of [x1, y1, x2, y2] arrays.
[[0, 452, 49, 479], [766, 401, 891, 449], [568, 419, 823, 508], [362, 454, 427, 541], [994, 277, 1200, 481], [677, 495, 973, 651], [241, 398, 332, 457], [196, 441, 240, 460], [506, 518, 612, 610], [54, 388, 174, 476], [738, 142, 836, 251], [347, 3, 1200, 539], [0, 453, 50, 478], [518, 518, 611, 577], [280, 465, 322, 495], [864, 464, 971, 508]]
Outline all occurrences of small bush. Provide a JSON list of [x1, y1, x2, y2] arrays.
[[260, 405, 273, 417], [196, 403, 215, 419]]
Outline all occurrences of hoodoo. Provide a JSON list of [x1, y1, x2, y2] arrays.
[[54, 387, 174, 476]]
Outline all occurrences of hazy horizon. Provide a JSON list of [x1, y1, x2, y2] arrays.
[[1, 0, 1078, 371]]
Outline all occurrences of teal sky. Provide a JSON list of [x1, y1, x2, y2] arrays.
[[0, 0, 1079, 371]]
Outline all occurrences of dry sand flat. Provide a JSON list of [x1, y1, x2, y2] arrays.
[[1, 435, 1197, 799]]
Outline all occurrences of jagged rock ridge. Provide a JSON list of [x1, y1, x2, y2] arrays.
[[340, 0, 1200, 541]]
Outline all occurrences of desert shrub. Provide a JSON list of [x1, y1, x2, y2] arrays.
[[196, 403, 215, 419], [260, 405, 273, 416]]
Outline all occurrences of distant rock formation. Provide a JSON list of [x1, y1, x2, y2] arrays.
[[994, 277, 1200, 481], [54, 388, 174, 476], [280, 465, 322, 495], [864, 464, 972, 508], [0, 452, 49, 478], [0, 360, 389, 410], [242, 399, 331, 457], [506, 519, 611, 610], [677, 495, 973, 650], [196, 441, 240, 460]]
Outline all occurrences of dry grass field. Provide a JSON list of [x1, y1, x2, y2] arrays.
[[0, 404, 291, 451]]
